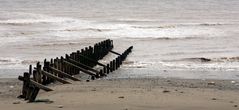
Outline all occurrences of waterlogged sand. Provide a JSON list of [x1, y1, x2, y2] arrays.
[[0, 78, 239, 110]]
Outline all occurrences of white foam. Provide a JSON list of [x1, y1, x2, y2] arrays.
[[0, 12, 227, 40], [0, 57, 39, 69], [159, 61, 239, 71], [0, 17, 77, 25], [0, 12, 77, 25], [49, 23, 224, 40], [122, 61, 155, 68]]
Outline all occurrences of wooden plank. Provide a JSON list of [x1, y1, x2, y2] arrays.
[[30, 80, 53, 91], [49, 67, 80, 81], [63, 60, 96, 77], [78, 54, 108, 67], [109, 50, 121, 56], [41, 70, 71, 84], [68, 58, 99, 73]]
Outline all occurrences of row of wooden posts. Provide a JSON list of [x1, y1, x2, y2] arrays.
[[18, 39, 133, 102]]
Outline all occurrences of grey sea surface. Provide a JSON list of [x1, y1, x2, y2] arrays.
[[0, 0, 239, 79]]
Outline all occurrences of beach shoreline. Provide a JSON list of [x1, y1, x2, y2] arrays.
[[0, 77, 238, 110]]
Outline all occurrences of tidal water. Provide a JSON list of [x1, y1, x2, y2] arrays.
[[0, 0, 239, 79]]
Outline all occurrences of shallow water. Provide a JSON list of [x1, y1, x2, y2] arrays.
[[0, 0, 239, 79]]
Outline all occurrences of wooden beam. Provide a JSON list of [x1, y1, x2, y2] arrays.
[[41, 70, 71, 84], [63, 60, 96, 77], [29, 80, 53, 91], [68, 58, 99, 73], [78, 54, 107, 67], [109, 50, 121, 56], [49, 67, 80, 81]]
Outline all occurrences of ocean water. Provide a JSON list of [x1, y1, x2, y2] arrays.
[[0, 0, 239, 79]]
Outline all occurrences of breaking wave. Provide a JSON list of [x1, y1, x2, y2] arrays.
[[131, 23, 228, 29], [160, 56, 239, 71], [181, 57, 239, 63], [0, 57, 38, 66], [0, 12, 229, 40], [0, 12, 78, 25]]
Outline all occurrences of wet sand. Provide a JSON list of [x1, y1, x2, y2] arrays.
[[0, 77, 239, 110]]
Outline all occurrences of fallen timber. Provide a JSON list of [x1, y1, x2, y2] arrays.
[[18, 39, 133, 102]]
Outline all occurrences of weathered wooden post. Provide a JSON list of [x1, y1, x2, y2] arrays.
[[81, 49, 85, 64], [50, 58, 55, 83], [116, 57, 119, 69], [60, 56, 65, 75], [29, 65, 32, 75], [29, 70, 40, 102], [112, 60, 116, 71], [71, 52, 76, 75], [107, 64, 110, 74], [103, 66, 106, 74], [110, 61, 113, 72], [24, 72, 31, 100]]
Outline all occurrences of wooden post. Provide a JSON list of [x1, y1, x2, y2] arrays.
[[81, 49, 85, 65], [56, 57, 63, 78], [24, 72, 31, 100], [89, 46, 94, 67], [74, 52, 78, 75], [42, 60, 47, 85], [36, 62, 42, 84], [110, 61, 113, 72], [99, 69, 106, 77], [113, 60, 116, 71], [43, 60, 52, 85], [17, 72, 30, 99], [119, 55, 122, 65], [54, 58, 58, 77], [103, 66, 106, 74], [107, 64, 110, 74], [29, 65, 32, 75], [116, 57, 119, 69], [50, 59, 55, 83], [65, 54, 70, 75], [60, 57, 65, 74], [28, 85, 39, 102]]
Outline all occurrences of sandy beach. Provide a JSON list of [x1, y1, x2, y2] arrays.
[[0, 0, 239, 110], [0, 77, 239, 110]]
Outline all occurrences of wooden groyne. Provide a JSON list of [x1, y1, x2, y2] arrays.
[[18, 39, 133, 102]]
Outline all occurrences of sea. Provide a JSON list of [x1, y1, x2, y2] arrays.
[[0, 0, 239, 79]]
